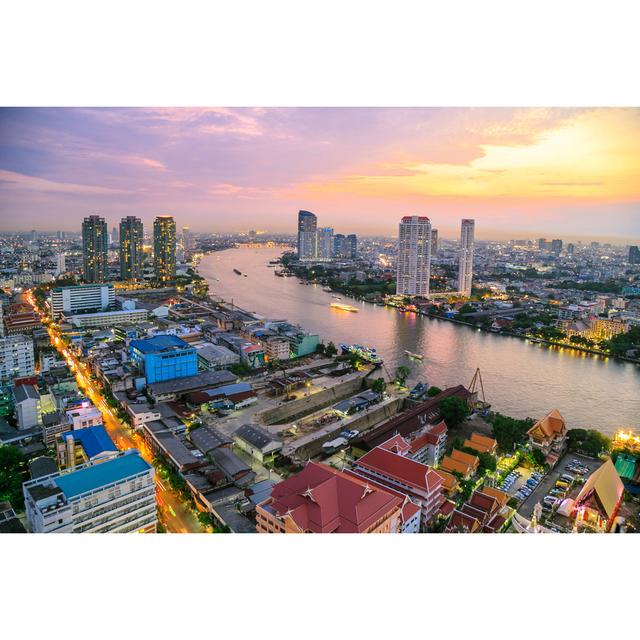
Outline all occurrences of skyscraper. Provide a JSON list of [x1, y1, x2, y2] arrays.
[[119, 216, 144, 281], [567, 242, 575, 255], [629, 246, 640, 265], [182, 225, 192, 251], [457, 219, 475, 296], [346, 234, 357, 259], [317, 227, 334, 261], [431, 228, 439, 254], [112, 225, 119, 244], [538, 238, 548, 251], [153, 215, 177, 284], [551, 238, 563, 254], [82, 215, 108, 283], [297, 210, 317, 261], [396, 216, 431, 297]]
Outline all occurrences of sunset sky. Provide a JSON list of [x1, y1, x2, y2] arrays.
[[0, 107, 638, 241]]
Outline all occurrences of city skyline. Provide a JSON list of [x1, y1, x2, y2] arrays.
[[0, 107, 639, 241]]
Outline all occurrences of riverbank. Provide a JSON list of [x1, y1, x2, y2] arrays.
[[196, 247, 640, 434], [279, 258, 640, 367]]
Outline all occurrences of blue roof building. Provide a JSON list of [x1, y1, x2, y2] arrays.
[[53, 451, 151, 499], [130, 335, 198, 384], [61, 425, 118, 461]]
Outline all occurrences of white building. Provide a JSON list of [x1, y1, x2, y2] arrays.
[[50, 284, 115, 319], [396, 216, 432, 297], [68, 308, 149, 328], [65, 402, 103, 431], [297, 210, 318, 261], [458, 219, 475, 296], [54, 253, 66, 277], [317, 227, 334, 261], [0, 334, 35, 382], [23, 450, 157, 533], [14, 384, 42, 430]]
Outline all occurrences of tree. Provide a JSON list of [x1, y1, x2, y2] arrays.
[[371, 378, 386, 394], [458, 478, 475, 501], [426, 386, 442, 397], [478, 452, 497, 473], [581, 430, 611, 457], [489, 413, 534, 452], [0, 445, 27, 510], [395, 365, 410, 386], [529, 448, 547, 468], [439, 396, 470, 428], [324, 341, 338, 357]]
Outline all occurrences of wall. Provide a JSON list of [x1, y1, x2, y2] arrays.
[[257, 374, 366, 425]]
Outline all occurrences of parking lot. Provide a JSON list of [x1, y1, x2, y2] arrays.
[[518, 452, 601, 521]]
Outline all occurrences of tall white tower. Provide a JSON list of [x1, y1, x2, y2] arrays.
[[396, 216, 432, 297], [458, 219, 475, 296]]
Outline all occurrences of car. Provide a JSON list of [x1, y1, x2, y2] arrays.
[[527, 479, 538, 486], [560, 474, 574, 483], [556, 480, 570, 489]]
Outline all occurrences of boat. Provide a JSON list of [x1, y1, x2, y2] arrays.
[[339, 343, 383, 365], [404, 350, 424, 360], [330, 303, 359, 313], [322, 287, 333, 293], [233, 268, 242, 276], [331, 295, 342, 300]]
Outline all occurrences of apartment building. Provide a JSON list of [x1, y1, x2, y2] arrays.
[[23, 450, 156, 533]]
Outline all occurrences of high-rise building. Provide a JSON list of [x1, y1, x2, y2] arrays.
[[431, 228, 439, 255], [538, 238, 548, 251], [629, 246, 640, 265], [0, 334, 35, 382], [297, 210, 318, 261], [346, 234, 357, 259], [82, 215, 108, 283], [112, 225, 119, 244], [30, 229, 37, 242], [567, 243, 575, 255], [153, 215, 177, 284], [22, 450, 157, 533], [119, 216, 144, 281], [591, 241, 600, 249], [54, 253, 66, 277], [551, 239, 563, 255], [396, 216, 432, 297], [457, 219, 475, 296], [50, 284, 115, 320], [182, 225, 192, 251], [317, 227, 334, 261]]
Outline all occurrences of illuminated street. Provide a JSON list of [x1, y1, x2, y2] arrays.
[[28, 292, 204, 534]]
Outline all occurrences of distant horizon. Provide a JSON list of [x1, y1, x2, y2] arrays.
[[2, 221, 637, 246], [1, 107, 639, 241]]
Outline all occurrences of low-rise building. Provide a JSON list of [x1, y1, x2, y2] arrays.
[[14, 384, 42, 430], [256, 462, 405, 533], [23, 450, 156, 533], [196, 343, 240, 370], [572, 459, 624, 532], [56, 425, 118, 469], [351, 438, 444, 527], [233, 423, 283, 462], [527, 409, 568, 465], [463, 432, 498, 455], [67, 308, 149, 328], [409, 421, 447, 465]]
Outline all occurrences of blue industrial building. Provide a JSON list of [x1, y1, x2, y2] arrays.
[[130, 335, 198, 384]]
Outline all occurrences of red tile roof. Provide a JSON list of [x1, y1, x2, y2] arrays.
[[355, 446, 443, 494], [268, 462, 402, 533], [378, 434, 411, 455]]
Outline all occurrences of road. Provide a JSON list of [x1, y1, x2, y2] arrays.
[[28, 292, 204, 534]]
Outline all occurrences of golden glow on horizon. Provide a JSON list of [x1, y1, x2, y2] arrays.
[[296, 109, 640, 202]]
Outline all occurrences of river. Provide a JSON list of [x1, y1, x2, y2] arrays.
[[197, 246, 640, 435]]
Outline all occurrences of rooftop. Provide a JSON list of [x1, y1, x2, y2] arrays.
[[53, 451, 150, 499], [61, 425, 117, 459], [234, 423, 282, 452], [130, 334, 192, 354]]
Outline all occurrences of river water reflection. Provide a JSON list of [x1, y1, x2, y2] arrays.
[[198, 246, 640, 435]]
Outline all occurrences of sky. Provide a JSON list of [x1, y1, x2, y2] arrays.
[[0, 107, 639, 241]]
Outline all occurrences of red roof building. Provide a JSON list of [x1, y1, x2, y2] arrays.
[[351, 439, 443, 526], [409, 420, 448, 465], [256, 462, 404, 533]]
